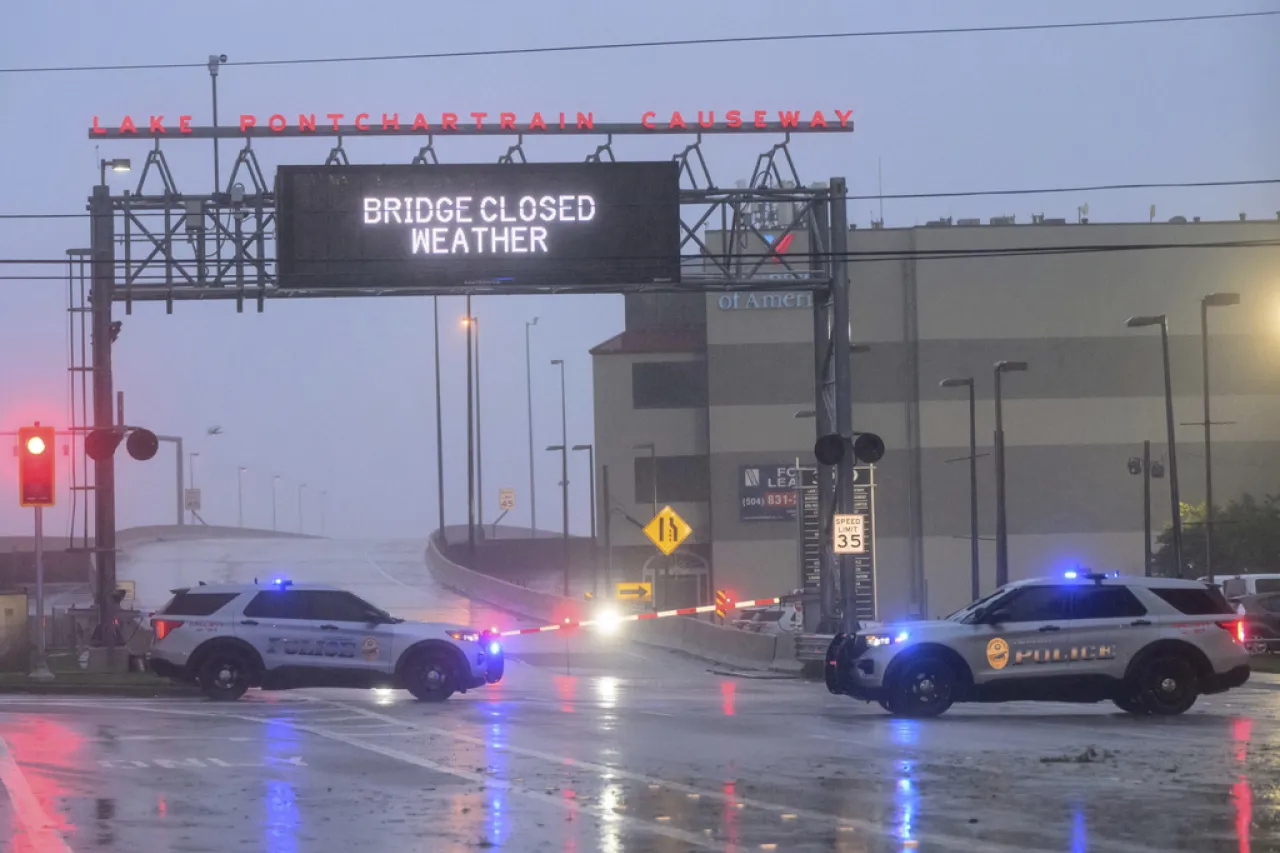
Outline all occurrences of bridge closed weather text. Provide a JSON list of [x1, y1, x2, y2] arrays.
[[362, 193, 598, 256]]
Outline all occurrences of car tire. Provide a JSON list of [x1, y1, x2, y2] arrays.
[[1111, 690, 1148, 715], [1134, 654, 1200, 716], [197, 646, 253, 702], [884, 652, 956, 718], [404, 649, 456, 702]]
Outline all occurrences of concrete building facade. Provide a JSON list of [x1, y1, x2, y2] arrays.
[[591, 216, 1280, 620]]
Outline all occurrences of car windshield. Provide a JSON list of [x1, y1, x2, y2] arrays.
[[945, 588, 1009, 624]]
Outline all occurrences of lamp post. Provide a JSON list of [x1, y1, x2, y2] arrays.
[[940, 377, 979, 600], [573, 444, 597, 597], [526, 317, 540, 535], [547, 444, 571, 597], [298, 483, 307, 534], [433, 296, 447, 543], [470, 314, 484, 527], [237, 466, 247, 528], [465, 298, 476, 561], [1200, 293, 1240, 584], [1126, 314, 1183, 575], [272, 475, 280, 532], [188, 452, 200, 524], [993, 360, 1028, 588], [98, 158, 130, 186], [551, 358, 569, 596]]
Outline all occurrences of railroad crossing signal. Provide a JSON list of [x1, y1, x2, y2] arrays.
[[643, 505, 692, 556], [17, 423, 56, 507], [615, 582, 652, 603], [715, 589, 729, 619]]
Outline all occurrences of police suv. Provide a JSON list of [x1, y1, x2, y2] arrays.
[[826, 572, 1250, 717], [148, 580, 504, 702]]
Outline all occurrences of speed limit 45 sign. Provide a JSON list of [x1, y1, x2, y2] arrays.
[[833, 514, 867, 554]]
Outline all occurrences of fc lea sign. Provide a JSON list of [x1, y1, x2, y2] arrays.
[[833, 514, 867, 554]]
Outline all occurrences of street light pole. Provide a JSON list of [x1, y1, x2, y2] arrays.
[[465, 298, 476, 562], [473, 314, 484, 528], [526, 317, 539, 535], [237, 466, 247, 528], [299, 483, 306, 534], [634, 442, 658, 520], [551, 357, 569, 597], [272, 475, 280, 532], [188, 451, 199, 525], [433, 296, 446, 544], [940, 377, 979, 600], [1127, 315, 1183, 575], [573, 444, 597, 597], [1201, 292, 1240, 584], [993, 360, 1028, 589]]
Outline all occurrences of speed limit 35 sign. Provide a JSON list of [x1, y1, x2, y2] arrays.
[[833, 514, 867, 554]]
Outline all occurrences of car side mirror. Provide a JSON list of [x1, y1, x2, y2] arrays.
[[985, 607, 1012, 625]]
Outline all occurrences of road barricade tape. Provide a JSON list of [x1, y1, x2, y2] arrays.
[[496, 596, 783, 637]]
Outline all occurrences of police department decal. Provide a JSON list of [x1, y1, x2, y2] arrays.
[[986, 637, 1010, 670], [361, 636, 380, 661]]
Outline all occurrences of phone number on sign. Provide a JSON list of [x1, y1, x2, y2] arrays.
[[742, 492, 798, 509]]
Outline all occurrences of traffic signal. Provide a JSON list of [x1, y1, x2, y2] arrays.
[[17, 423, 56, 507], [85, 427, 159, 462], [814, 432, 885, 466], [715, 589, 729, 619]]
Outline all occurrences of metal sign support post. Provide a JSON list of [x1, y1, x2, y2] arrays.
[[30, 507, 54, 681], [828, 178, 859, 635]]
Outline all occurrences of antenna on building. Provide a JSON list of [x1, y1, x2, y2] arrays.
[[1149, 204, 1156, 223], [1077, 202, 1089, 224], [877, 157, 885, 227]]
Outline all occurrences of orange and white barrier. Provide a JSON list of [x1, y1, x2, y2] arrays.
[[495, 596, 783, 637]]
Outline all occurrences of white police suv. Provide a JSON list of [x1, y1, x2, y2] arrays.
[[826, 572, 1250, 717], [148, 579, 504, 701]]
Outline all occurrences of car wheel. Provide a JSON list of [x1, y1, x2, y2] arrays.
[[885, 653, 956, 718], [1112, 690, 1148, 715], [404, 649, 456, 702], [1134, 655, 1200, 716], [198, 647, 252, 701], [878, 700, 893, 713]]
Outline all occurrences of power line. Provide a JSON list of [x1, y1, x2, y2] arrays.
[[2, 11, 1275, 75], [0, 238, 1277, 280], [2, 177, 1278, 222]]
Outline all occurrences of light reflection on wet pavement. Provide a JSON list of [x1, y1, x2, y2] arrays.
[[0, 537, 1275, 850], [2, 655, 1279, 852]]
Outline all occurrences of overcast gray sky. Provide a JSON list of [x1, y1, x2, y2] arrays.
[[1, 1, 1277, 539]]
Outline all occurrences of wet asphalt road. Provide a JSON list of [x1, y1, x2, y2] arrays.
[[0, 537, 1276, 851]]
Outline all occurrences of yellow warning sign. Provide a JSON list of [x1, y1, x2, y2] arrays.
[[643, 505, 692, 556], [615, 582, 652, 603]]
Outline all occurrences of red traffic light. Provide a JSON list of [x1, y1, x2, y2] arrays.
[[17, 424, 56, 507]]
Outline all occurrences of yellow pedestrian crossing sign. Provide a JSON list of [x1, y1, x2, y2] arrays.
[[643, 505, 692, 556]]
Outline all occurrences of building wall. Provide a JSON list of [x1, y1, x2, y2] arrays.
[[590, 219, 1280, 620]]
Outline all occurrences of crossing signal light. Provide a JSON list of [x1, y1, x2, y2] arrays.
[[17, 423, 56, 507], [85, 427, 159, 462], [715, 589, 729, 619]]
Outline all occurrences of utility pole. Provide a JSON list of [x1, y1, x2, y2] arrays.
[[473, 314, 484, 528], [31, 506, 52, 680], [1127, 315, 1183, 576], [940, 378, 979, 600], [993, 360, 1028, 588], [1143, 441, 1153, 577], [90, 182, 119, 653]]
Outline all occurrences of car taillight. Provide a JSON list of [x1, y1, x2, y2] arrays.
[[153, 619, 184, 641], [1216, 620, 1245, 644]]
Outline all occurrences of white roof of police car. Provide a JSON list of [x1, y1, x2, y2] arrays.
[[171, 582, 345, 595], [1005, 575, 1213, 590]]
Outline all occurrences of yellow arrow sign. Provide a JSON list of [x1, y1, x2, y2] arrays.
[[643, 505, 692, 556], [615, 582, 652, 603]]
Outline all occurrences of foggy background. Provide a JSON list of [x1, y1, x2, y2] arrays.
[[1, 0, 1276, 539]]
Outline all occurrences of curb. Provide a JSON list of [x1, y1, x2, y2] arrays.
[[0, 685, 201, 698]]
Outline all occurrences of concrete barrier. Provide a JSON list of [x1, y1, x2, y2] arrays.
[[425, 531, 797, 671], [117, 525, 319, 548]]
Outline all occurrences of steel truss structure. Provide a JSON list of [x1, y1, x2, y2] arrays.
[[74, 124, 863, 644]]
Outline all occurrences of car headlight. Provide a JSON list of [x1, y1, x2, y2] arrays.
[[448, 630, 481, 643], [864, 631, 910, 647]]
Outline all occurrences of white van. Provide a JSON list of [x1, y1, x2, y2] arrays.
[[1199, 573, 1280, 601]]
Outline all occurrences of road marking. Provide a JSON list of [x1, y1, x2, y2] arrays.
[[0, 736, 73, 853], [266, 718, 719, 850], [97, 756, 307, 770]]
